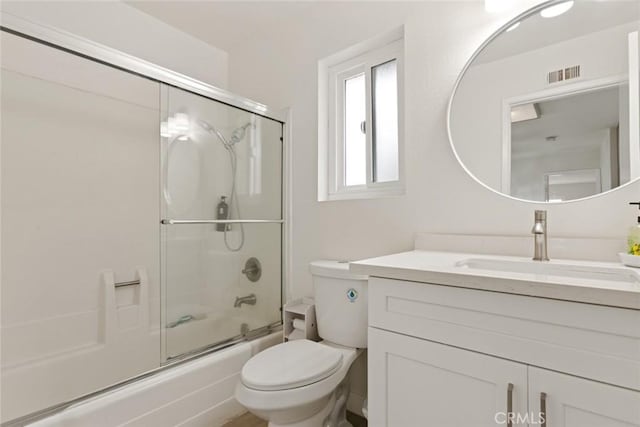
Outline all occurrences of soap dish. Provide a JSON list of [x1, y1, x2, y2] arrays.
[[619, 253, 640, 268]]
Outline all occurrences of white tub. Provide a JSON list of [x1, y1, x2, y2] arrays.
[[28, 333, 281, 427]]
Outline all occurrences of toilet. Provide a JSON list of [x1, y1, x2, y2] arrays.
[[235, 260, 368, 427]]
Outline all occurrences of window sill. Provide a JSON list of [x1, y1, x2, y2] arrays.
[[322, 185, 405, 202]]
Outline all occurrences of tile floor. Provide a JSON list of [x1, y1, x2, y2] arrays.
[[222, 412, 266, 427], [222, 411, 367, 427]]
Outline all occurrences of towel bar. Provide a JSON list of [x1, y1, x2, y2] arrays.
[[114, 280, 140, 288]]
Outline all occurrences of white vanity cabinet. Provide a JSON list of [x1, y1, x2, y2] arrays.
[[367, 277, 640, 427], [369, 327, 528, 427], [528, 366, 640, 427]]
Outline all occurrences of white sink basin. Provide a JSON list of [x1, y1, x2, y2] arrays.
[[456, 258, 640, 284]]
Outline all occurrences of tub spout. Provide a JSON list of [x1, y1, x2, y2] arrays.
[[234, 294, 257, 308]]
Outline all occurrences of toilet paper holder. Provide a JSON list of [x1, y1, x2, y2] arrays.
[[283, 297, 319, 342]]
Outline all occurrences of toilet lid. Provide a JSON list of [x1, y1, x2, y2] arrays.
[[241, 340, 343, 391]]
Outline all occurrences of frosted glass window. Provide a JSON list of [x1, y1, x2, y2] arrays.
[[372, 59, 399, 183], [318, 35, 403, 201], [344, 73, 366, 186]]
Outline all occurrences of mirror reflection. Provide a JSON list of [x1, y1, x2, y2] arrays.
[[450, 0, 640, 202]]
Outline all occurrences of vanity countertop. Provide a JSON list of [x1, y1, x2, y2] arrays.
[[350, 250, 640, 310]]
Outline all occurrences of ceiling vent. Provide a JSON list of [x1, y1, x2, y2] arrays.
[[547, 65, 580, 84], [564, 65, 580, 80], [548, 69, 563, 84]]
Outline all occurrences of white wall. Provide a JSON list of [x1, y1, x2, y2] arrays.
[[511, 131, 604, 201], [0, 1, 229, 89], [222, 1, 640, 301]]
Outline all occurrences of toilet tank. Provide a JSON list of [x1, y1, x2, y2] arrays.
[[309, 260, 368, 348]]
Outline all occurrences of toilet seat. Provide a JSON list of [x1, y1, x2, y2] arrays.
[[241, 340, 343, 391], [235, 341, 361, 422]]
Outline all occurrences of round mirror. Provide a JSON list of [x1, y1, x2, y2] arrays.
[[449, 0, 640, 203]]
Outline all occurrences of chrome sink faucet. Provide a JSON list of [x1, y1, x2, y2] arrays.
[[234, 294, 257, 308], [531, 210, 549, 261]]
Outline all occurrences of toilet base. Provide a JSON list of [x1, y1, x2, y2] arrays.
[[263, 375, 352, 427]]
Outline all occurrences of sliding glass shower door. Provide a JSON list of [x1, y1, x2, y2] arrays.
[[161, 86, 283, 360], [1, 25, 284, 424]]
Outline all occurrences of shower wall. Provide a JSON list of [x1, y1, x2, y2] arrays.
[[0, 31, 161, 421], [0, 29, 283, 423]]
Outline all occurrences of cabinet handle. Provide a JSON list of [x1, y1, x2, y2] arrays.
[[507, 383, 514, 427], [540, 392, 547, 427]]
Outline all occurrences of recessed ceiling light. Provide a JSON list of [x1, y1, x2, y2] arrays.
[[511, 103, 540, 123], [506, 22, 521, 32], [540, 1, 574, 18]]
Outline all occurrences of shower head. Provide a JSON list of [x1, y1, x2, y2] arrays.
[[196, 119, 215, 134], [230, 122, 253, 145], [196, 119, 253, 148], [197, 119, 231, 147]]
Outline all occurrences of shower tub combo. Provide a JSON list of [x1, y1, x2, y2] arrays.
[[0, 13, 286, 427]]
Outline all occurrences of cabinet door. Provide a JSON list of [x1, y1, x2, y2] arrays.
[[529, 367, 640, 427], [369, 327, 528, 427]]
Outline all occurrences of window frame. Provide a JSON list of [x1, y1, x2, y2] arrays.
[[332, 63, 367, 192], [318, 32, 404, 201]]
